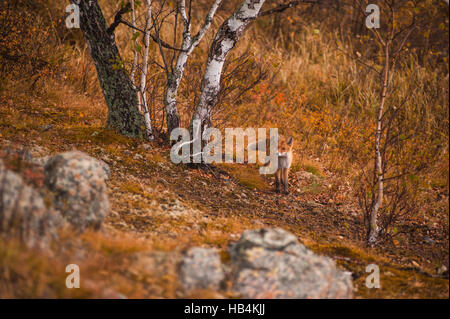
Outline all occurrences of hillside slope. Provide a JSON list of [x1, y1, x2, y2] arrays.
[[0, 83, 448, 298]]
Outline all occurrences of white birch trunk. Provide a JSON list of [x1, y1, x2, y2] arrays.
[[191, 0, 266, 135], [367, 44, 390, 246], [140, 0, 154, 140]]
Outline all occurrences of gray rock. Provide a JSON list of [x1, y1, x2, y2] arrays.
[[33, 155, 110, 181], [98, 159, 111, 180], [0, 144, 50, 167], [101, 288, 127, 299], [228, 228, 353, 299], [0, 159, 63, 250], [44, 151, 109, 232], [30, 155, 51, 167], [436, 265, 448, 277], [38, 124, 53, 132], [141, 144, 152, 151], [179, 247, 225, 291], [0, 146, 33, 162]]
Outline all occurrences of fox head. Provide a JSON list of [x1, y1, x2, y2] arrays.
[[277, 136, 294, 155]]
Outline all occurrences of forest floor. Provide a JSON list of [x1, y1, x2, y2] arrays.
[[0, 82, 448, 298]]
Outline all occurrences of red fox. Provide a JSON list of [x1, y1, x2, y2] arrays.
[[246, 134, 294, 194], [275, 136, 294, 194]]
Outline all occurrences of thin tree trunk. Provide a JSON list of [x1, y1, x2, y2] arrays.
[[72, 0, 143, 138], [130, 0, 142, 112], [191, 0, 266, 137], [140, 0, 154, 140], [368, 43, 390, 246], [165, 0, 223, 135], [130, 0, 138, 87]]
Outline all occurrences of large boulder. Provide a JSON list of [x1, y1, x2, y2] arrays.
[[0, 159, 62, 250], [228, 228, 353, 298], [179, 247, 225, 291], [44, 151, 109, 231]]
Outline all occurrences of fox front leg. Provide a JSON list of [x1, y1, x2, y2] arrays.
[[282, 168, 289, 194], [283, 180, 289, 194], [275, 171, 281, 193]]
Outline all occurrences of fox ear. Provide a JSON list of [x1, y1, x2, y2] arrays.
[[287, 136, 294, 146]]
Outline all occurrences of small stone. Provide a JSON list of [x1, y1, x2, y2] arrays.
[[101, 288, 127, 299], [39, 124, 53, 132], [436, 265, 448, 276]]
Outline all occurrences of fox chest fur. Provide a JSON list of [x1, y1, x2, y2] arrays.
[[277, 151, 293, 169]]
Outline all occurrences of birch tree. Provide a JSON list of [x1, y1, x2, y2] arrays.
[[130, 0, 139, 93], [139, 0, 154, 139], [124, 0, 155, 140], [191, 0, 267, 139], [109, 0, 221, 140], [351, 0, 419, 246]]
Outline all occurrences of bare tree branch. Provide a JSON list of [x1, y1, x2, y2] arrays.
[[259, 0, 317, 17], [107, 2, 132, 34]]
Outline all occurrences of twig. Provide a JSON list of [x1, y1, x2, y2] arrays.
[[259, 0, 318, 17]]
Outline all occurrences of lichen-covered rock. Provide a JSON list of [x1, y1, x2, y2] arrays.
[[179, 247, 225, 291], [229, 228, 353, 299], [0, 147, 34, 162], [98, 160, 111, 180], [44, 151, 109, 231], [0, 159, 62, 250], [30, 155, 51, 167]]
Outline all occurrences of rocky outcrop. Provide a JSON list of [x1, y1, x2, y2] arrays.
[[176, 228, 353, 298], [44, 151, 109, 232], [0, 159, 62, 250], [228, 228, 353, 298], [179, 247, 225, 291], [0, 146, 110, 234]]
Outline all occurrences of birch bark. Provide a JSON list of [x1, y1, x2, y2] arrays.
[[367, 43, 390, 246], [140, 0, 154, 140], [130, 0, 142, 112], [191, 0, 266, 137]]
